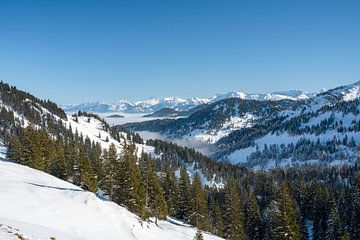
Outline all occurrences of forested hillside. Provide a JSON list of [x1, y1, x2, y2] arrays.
[[1, 81, 360, 239], [123, 81, 360, 169]]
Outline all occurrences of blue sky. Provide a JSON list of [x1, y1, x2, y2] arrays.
[[0, 0, 359, 104]]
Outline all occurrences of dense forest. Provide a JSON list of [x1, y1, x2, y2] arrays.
[[5, 125, 360, 240]]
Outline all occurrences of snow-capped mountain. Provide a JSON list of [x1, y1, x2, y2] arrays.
[[63, 89, 314, 113], [209, 89, 313, 102], [123, 81, 360, 169]]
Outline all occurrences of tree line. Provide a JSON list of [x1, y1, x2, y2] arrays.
[[6, 125, 360, 239]]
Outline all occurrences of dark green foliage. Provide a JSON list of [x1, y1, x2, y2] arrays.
[[194, 228, 204, 240], [223, 177, 246, 240], [245, 192, 261, 240], [271, 183, 301, 240], [161, 165, 178, 216], [116, 143, 146, 218], [101, 144, 119, 199], [189, 173, 210, 231], [139, 152, 168, 223], [208, 192, 224, 237], [176, 165, 192, 220]]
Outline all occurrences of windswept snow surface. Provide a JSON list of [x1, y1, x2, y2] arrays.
[[0, 160, 223, 240]]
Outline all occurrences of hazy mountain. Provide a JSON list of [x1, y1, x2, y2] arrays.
[[64, 89, 314, 114]]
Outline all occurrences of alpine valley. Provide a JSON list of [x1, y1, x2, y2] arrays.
[[1, 80, 360, 240], [116, 81, 360, 169]]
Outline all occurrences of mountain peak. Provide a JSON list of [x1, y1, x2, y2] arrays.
[[63, 81, 360, 113]]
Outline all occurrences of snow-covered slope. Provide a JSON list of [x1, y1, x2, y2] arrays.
[[63, 89, 314, 114], [0, 159, 223, 240], [209, 89, 313, 102]]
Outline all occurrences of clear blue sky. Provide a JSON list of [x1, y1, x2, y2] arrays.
[[0, 0, 359, 104]]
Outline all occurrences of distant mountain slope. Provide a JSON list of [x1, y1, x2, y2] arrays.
[[0, 159, 223, 240], [144, 108, 181, 117], [63, 89, 314, 114], [122, 81, 360, 169]]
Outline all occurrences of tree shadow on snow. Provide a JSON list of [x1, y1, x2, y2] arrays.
[[24, 182, 84, 192]]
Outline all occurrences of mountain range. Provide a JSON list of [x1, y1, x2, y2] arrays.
[[63, 89, 315, 113], [122, 81, 360, 169]]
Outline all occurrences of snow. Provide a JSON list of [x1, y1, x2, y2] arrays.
[[324, 81, 360, 102], [64, 115, 123, 150], [63, 88, 315, 114], [227, 128, 360, 168], [61, 114, 158, 159], [342, 85, 360, 101], [0, 159, 223, 240], [185, 113, 256, 144], [305, 220, 314, 240], [227, 147, 257, 165], [177, 162, 225, 189]]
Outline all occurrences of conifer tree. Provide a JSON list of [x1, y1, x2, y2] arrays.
[[7, 133, 22, 163], [189, 173, 210, 231], [194, 228, 204, 240], [116, 143, 146, 218], [325, 205, 342, 240], [272, 182, 301, 240], [102, 144, 119, 199], [49, 141, 68, 180], [161, 165, 178, 216], [22, 127, 43, 170], [246, 192, 261, 240], [223, 177, 246, 240], [209, 193, 224, 237], [139, 152, 168, 223], [177, 165, 192, 221], [74, 147, 98, 192]]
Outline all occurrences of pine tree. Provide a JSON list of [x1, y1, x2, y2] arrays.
[[74, 147, 98, 192], [21, 127, 46, 171], [209, 193, 224, 237], [139, 152, 168, 224], [177, 165, 192, 221], [325, 205, 342, 240], [272, 182, 301, 240], [102, 144, 119, 199], [7, 133, 22, 163], [246, 192, 261, 240], [223, 177, 246, 240], [194, 228, 204, 240], [189, 173, 210, 231], [49, 141, 68, 180], [116, 143, 146, 218], [161, 165, 178, 216]]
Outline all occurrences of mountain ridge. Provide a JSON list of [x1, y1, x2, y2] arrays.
[[63, 88, 316, 113], [122, 81, 360, 169]]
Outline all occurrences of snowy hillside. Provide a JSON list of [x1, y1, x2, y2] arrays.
[[63, 89, 314, 114], [0, 159, 223, 240]]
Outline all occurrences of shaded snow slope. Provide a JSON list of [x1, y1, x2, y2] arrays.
[[0, 160, 223, 240]]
